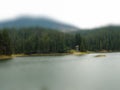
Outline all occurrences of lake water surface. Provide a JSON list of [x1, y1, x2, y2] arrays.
[[0, 53, 120, 90]]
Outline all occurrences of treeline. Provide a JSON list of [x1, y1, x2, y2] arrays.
[[0, 26, 120, 55], [0, 30, 12, 55], [0, 27, 75, 55], [76, 26, 120, 51]]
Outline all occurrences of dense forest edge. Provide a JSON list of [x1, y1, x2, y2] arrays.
[[0, 26, 120, 59]]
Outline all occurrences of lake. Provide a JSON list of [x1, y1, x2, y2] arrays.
[[0, 53, 120, 90]]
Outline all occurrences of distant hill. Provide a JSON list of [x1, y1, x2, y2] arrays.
[[0, 16, 79, 31]]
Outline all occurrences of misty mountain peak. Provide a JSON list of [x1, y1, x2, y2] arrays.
[[0, 16, 79, 31]]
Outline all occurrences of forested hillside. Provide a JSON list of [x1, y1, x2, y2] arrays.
[[76, 26, 120, 51], [0, 25, 120, 55], [0, 30, 12, 55], [8, 27, 75, 54]]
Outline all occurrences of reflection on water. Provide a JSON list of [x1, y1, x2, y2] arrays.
[[0, 53, 120, 90]]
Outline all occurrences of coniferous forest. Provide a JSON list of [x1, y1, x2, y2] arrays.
[[0, 25, 120, 56]]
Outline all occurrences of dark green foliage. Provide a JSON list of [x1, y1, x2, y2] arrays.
[[0, 25, 120, 55], [75, 26, 120, 52], [75, 33, 82, 50], [0, 29, 12, 55], [7, 27, 75, 54]]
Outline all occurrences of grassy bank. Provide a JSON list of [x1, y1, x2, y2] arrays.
[[12, 53, 70, 57], [0, 55, 13, 60], [0, 51, 88, 60], [69, 50, 90, 55]]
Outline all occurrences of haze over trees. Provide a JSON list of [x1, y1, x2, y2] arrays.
[[0, 25, 120, 56], [0, 17, 120, 55]]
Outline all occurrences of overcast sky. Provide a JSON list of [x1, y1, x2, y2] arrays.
[[0, 0, 120, 29]]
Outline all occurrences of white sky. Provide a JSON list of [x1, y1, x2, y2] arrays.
[[0, 0, 120, 29]]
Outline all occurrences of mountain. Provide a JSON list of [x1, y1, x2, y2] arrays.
[[0, 16, 79, 31]]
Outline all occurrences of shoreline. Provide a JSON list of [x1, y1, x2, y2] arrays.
[[0, 52, 88, 60], [0, 55, 14, 60], [1, 51, 118, 60]]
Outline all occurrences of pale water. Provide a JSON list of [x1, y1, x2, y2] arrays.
[[0, 53, 120, 90]]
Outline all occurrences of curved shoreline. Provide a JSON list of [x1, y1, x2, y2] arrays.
[[0, 52, 88, 60]]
